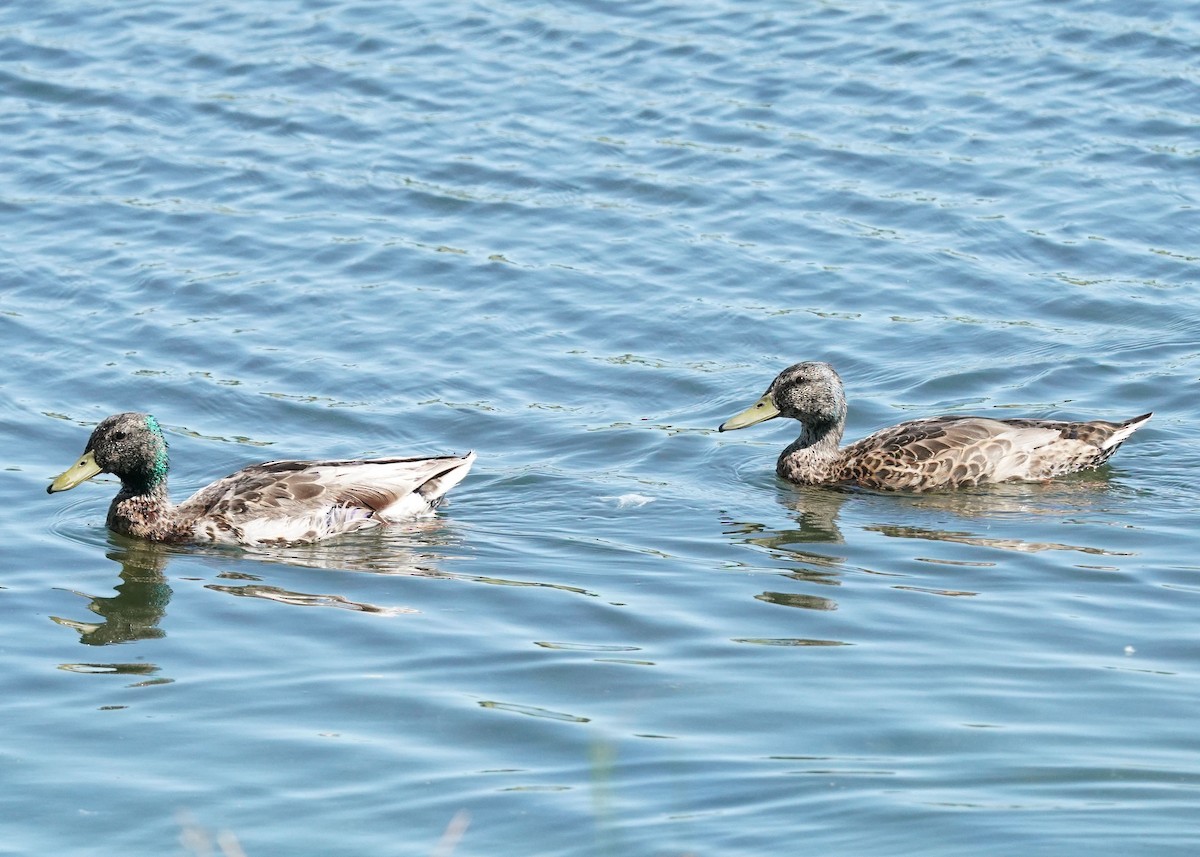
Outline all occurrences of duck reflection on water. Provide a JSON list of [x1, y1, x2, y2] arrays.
[[53, 536, 174, 647], [721, 476, 1140, 613], [51, 518, 598, 657]]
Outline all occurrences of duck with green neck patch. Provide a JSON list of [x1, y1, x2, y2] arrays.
[[48, 412, 475, 545]]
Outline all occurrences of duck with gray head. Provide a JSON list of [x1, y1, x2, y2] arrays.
[[47, 412, 475, 545], [719, 362, 1151, 491]]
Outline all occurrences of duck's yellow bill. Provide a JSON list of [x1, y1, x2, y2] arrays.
[[48, 449, 102, 493], [719, 393, 780, 431]]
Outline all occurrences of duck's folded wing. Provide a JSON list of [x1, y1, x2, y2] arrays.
[[842, 415, 1148, 489], [176, 453, 476, 544], [841, 417, 1063, 488]]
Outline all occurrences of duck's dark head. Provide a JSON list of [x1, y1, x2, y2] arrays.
[[719, 361, 847, 433], [48, 412, 170, 494]]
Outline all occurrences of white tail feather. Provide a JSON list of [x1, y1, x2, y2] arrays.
[[1102, 413, 1152, 450], [379, 451, 476, 521]]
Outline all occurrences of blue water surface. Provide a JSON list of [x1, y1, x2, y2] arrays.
[[1, 0, 1198, 854]]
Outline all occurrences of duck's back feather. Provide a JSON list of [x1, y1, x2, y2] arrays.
[[176, 452, 476, 544], [832, 413, 1150, 491]]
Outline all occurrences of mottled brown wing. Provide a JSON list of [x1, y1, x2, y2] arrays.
[[181, 456, 458, 516], [837, 417, 1049, 490], [175, 455, 474, 543], [181, 461, 329, 517], [170, 461, 337, 541]]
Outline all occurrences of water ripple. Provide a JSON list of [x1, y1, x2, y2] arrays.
[[3, 0, 1198, 854]]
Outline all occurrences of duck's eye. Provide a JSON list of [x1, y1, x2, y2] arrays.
[[112, 431, 127, 441]]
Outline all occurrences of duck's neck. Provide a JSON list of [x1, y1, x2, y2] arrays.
[[109, 478, 190, 543], [776, 419, 845, 484]]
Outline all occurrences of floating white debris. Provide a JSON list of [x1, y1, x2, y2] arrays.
[[1124, 645, 1136, 655], [602, 493, 655, 508]]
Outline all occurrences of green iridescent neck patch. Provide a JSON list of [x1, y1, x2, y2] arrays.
[[144, 414, 169, 486]]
